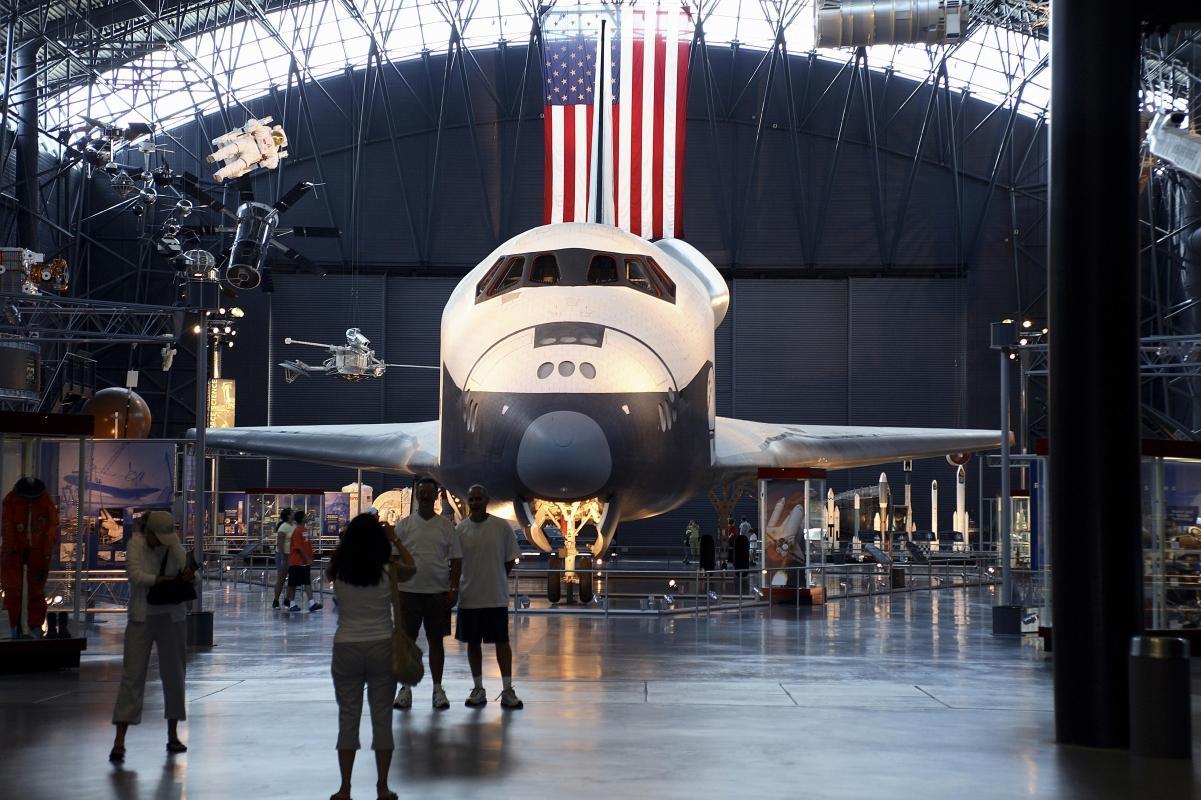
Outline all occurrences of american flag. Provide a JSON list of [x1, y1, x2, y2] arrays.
[[542, 8, 691, 239]]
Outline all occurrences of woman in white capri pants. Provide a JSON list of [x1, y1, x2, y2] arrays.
[[110, 510, 197, 761], [327, 513, 414, 800]]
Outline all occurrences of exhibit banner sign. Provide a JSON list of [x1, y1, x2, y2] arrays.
[[54, 440, 175, 566], [208, 379, 236, 428]]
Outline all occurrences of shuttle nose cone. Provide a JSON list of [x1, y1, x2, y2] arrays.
[[517, 411, 611, 499]]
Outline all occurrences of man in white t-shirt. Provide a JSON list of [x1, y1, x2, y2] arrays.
[[271, 508, 294, 609], [392, 477, 462, 711], [455, 484, 522, 709]]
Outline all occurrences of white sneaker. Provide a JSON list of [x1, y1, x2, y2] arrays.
[[308, 601, 323, 612], [464, 687, 487, 707], [288, 603, 301, 612], [393, 686, 412, 710], [432, 687, 450, 710], [500, 688, 524, 709]]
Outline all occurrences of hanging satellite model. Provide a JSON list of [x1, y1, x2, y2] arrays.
[[0, 248, 68, 294], [279, 328, 437, 383], [1147, 111, 1201, 179], [206, 117, 288, 182], [176, 174, 338, 293]]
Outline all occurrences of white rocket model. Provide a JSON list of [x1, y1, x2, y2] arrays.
[[955, 465, 968, 551], [207, 117, 289, 182], [931, 479, 939, 534]]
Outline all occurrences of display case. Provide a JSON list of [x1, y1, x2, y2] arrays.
[[1143, 455, 1201, 630], [0, 421, 93, 631], [243, 488, 328, 556], [985, 492, 1033, 568], [758, 469, 827, 588]]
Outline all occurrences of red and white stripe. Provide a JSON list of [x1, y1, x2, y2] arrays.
[[543, 7, 691, 239], [544, 104, 594, 224]]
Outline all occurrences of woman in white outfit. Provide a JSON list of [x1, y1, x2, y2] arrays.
[[110, 510, 197, 761], [326, 513, 414, 800]]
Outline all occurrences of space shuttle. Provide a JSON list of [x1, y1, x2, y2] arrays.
[[201, 222, 1002, 560]]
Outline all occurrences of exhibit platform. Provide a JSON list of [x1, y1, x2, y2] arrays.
[[1, 583, 1197, 798], [0, 636, 87, 673]]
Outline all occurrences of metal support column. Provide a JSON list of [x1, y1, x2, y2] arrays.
[[189, 326, 213, 645], [13, 38, 40, 249], [1048, 0, 1142, 749], [1000, 349, 1012, 604]]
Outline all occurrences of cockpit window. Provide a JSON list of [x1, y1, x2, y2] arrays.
[[492, 256, 526, 294], [587, 255, 619, 284], [645, 257, 676, 300], [474, 248, 675, 304], [476, 258, 505, 298], [531, 254, 560, 285], [625, 258, 654, 294]]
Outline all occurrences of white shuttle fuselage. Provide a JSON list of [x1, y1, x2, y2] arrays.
[[437, 224, 724, 529]]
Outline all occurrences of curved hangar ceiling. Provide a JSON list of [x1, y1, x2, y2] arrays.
[[40, 0, 1055, 140]]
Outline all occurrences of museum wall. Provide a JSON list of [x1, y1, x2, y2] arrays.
[[77, 43, 1047, 547]]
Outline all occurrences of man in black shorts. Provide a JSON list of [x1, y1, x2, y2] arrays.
[[455, 484, 522, 709], [392, 477, 461, 710]]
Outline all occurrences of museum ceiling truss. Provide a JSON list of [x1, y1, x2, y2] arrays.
[[0, 1, 1196, 441]]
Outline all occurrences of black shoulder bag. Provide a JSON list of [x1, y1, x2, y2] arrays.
[[146, 547, 198, 605]]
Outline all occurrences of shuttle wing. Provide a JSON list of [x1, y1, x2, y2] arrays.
[[713, 417, 1003, 478], [198, 421, 440, 475]]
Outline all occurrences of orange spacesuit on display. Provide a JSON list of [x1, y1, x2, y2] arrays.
[[1, 477, 59, 636]]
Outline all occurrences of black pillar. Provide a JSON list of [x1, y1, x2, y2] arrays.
[[13, 38, 40, 251], [1047, 1, 1143, 748]]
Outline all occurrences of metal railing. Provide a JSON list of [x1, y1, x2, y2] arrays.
[[508, 550, 1003, 616]]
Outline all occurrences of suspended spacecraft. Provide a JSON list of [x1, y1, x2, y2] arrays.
[[279, 328, 437, 383]]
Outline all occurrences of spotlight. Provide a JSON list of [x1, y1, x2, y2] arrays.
[[52, 595, 63, 606], [219, 307, 227, 315], [191, 324, 201, 334], [223, 326, 231, 333], [175, 199, 193, 218], [230, 307, 245, 318], [130, 202, 144, 218], [1022, 319, 1032, 329], [667, 579, 677, 589]]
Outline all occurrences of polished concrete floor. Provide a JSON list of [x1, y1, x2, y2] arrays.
[[1, 583, 1199, 799]]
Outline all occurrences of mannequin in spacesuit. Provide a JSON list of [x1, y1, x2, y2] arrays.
[[1, 477, 59, 638]]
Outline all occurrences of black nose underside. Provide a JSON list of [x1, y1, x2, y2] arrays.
[[516, 411, 612, 499]]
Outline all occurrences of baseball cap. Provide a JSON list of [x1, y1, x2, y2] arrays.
[[144, 510, 181, 546]]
